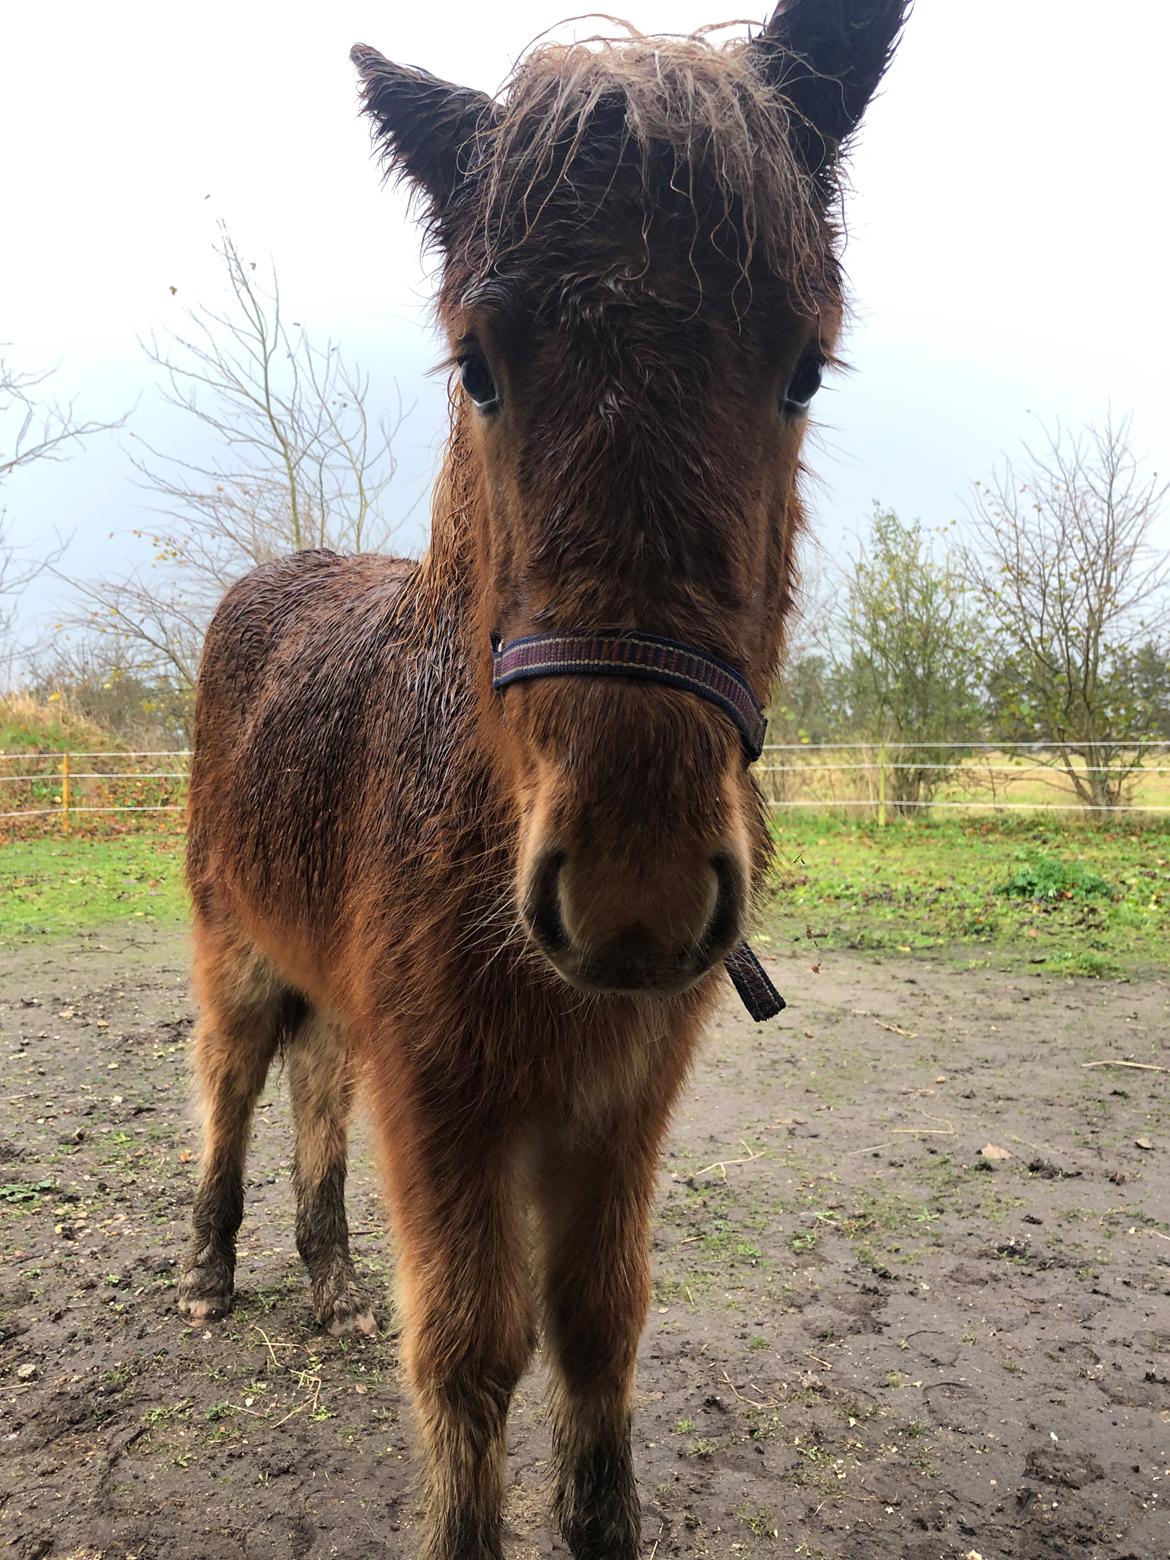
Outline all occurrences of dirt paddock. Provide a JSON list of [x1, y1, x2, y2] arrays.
[[1, 927, 1167, 1559]]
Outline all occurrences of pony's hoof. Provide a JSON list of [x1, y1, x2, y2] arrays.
[[314, 1270, 378, 1338], [178, 1262, 234, 1321], [326, 1303, 378, 1339]]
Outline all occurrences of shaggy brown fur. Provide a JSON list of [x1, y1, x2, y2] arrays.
[[179, 6, 907, 1557], [458, 33, 833, 311]]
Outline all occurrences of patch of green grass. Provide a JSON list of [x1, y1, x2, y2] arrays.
[[737, 1504, 778, 1539], [100, 1363, 134, 1394], [764, 813, 1170, 977], [0, 835, 187, 944], [998, 853, 1112, 901], [0, 1179, 55, 1205], [0, 694, 114, 754], [140, 1400, 192, 1432], [1053, 948, 1118, 978], [5, 814, 1168, 983]]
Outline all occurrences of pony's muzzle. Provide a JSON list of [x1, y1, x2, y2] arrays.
[[522, 848, 745, 996]]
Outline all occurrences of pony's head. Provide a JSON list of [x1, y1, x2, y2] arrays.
[[354, 3, 906, 996]]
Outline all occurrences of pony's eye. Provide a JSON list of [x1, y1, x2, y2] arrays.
[[782, 353, 825, 415], [459, 350, 500, 411]]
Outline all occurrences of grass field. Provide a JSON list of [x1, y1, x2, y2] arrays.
[[2, 816, 1167, 978], [761, 812, 1170, 977], [0, 834, 187, 943]]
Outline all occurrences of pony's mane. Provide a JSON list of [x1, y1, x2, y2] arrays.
[[445, 26, 838, 315]]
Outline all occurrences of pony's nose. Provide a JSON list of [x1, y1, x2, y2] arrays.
[[523, 850, 743, 994], [573, 922, 689, 991]]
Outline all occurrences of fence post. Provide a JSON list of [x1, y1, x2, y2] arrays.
[[60, 753, 70, 835], [877, 744, 887, 828]]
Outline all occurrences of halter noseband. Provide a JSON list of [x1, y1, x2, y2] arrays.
[[491, 631, 768, 762], [491, 630, 785, 1022]]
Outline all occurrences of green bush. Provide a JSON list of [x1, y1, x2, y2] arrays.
[[997, 853, 1112, 902]]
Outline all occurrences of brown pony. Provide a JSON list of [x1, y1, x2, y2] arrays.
[[178, 5, 907, 1556]]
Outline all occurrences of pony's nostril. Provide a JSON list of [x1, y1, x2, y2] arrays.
[[701, 852, 744, 961], [526, 850, 570, 954]]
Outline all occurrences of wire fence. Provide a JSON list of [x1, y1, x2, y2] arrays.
[[2, 741, 1170, 834], [756, 740, 1170, 819], [0, 751, 190, 832]]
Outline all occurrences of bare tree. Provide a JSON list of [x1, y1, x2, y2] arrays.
[[1, 355, 120, 673], [964, 416, 1170, 808], [26, 633, 194, 747], [65, 226, 406, 686], [0, 516, 54, 672]]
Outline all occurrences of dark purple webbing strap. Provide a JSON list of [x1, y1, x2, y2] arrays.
[[491, 632, 768, 762], [724, 941, 786, 1022], [491, 630, 784, 1022]]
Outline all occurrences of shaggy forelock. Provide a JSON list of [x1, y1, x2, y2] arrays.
[[441, 26, 841, 319]]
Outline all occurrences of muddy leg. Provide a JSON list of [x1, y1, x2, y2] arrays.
[[178, 937, 295, 1320], [536, 1125, 665, 1560], [381, 1107, 535, 1560], [289, 1019, 375, 1337]]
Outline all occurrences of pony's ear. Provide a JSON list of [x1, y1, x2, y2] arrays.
[[350, 45, 496, 212], [748, 0, 909, 172]]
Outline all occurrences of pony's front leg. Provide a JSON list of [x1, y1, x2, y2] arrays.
[[381, 1097, 536, 1560], [535, 1112, 667, 1560]]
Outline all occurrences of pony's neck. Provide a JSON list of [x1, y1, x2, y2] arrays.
[[413, 417, 500, 715], [416, 418, 479, 599]]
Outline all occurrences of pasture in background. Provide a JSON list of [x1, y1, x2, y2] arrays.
[[3, 740, 1167, 985], [3, 691, 1168, 980]]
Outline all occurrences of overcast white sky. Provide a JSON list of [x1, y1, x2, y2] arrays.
[[3, 0, 1168, 633]]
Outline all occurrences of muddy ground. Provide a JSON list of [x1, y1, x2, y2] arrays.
[[1, 928, 1167, 1559]]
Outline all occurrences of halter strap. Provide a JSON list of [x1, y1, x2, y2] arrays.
[[491, 631, 768, 762], [725, 941, 787, 1022], [490, 629, 784, 1022]]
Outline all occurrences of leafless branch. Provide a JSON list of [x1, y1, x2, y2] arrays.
[[962, 414, 1169, 807], [1, 354, 122, 678], [58, 224, 406, 689], [0, 354, 123, 482]]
